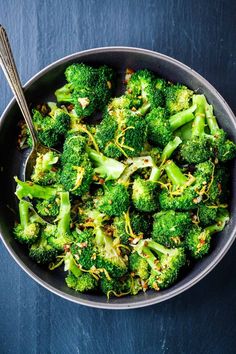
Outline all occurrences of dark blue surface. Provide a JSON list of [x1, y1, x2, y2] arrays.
[[0, 1, 236, 353]]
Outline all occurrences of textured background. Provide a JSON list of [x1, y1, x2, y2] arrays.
[[0, 1, 236, 353]]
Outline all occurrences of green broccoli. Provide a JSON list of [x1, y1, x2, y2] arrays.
[[135, 239, 186, 290], [186, 210, 229, 258], [55, 63, 114, 117], [35, 196, 60, 217], [13, 200, 41, 245], [165, 83, 193, 114], [152, 210, 192, 247], [159, 160, 214, 210], [113, 210, 150, 245], [31, 150, 60, 185], [205, 102, 236, 161], [87, 147, 126, 181], [44, 191, 72, 251], [30, 103, 70, 147], [14, 176, 59, 200], [29, 232, 59, 264], [146, 104, 196, 147], [129, 252, 149, 280]]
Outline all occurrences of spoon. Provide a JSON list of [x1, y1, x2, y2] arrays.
[[0, 25, 59, 181]]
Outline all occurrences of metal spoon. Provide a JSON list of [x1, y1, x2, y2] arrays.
[[0, 25, 59, 181]]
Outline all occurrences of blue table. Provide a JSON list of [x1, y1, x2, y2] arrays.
[[1, 1, 236, 353]]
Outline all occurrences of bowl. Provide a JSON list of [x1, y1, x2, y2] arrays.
[[0, 47, 236, 309]]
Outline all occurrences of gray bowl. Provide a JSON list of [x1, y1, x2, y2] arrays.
[[0, 47, 236, 309]]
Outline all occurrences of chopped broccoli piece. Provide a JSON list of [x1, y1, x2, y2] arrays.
[[31, 150, 60, 185], [13, 200, 41, 245], [165, 84, 193, 114], [152, 210, 192, 247], [129, 252, 149, 280]]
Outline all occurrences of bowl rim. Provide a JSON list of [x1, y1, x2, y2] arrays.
[[1, 46, 236, 309]]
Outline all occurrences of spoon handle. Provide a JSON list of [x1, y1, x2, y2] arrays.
[[0, 25, 38, 147]]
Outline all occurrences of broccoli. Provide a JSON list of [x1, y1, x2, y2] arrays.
[[95, 106, 148, 158], [100, 276, 130, 297], [130, 137, 182, 212], [180, 95, 214, 163], [35, 196, 60, 217], [31, 150, 60, 185], [87, 147, 126, 181], [13, 200, 41, 245], [30, 103, 70, 147], [15, 176, 59, 200], [61, 133, 87, 165], [208, 165, 229, 203], [113, 210, 150, 245], [70, 229, 96, 270], [60, 158, 93, 196], [159, 160, 214, 210], [44, 191, 72, 251], [96, 182, 130, 217], [55, 63, 114, 117], [94, 222, 128, 278], [186, 210, 229, 258], [29, 231, 59, 264], [152, 210, 192, 247], [129, 252, 149, 280], [126, 69, 164, 110], [197, 203, 219, 226], [64, 252, 98, 292], [135, 239, 186, 290], [165, 83, 193, 114], [146, 104, 196, 147], [60, 133, 93, 196], [205, 102, 236, 162]]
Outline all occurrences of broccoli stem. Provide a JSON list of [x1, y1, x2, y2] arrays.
[[149, 166, 161, 182], [19, 200, 30, 228], [57, 192, 71, 235], [87, 147, 125, 180], [205, 103, 219, 135], [15, 177, 58, 200], [169, 104, 197, 131], [191, 95, 207, 137], [206, 212, 229, 234], [161, 136, 182, 162], [165, 161, 188, 188], [147, 239, 175, 256], [137, 102, 151, 116], [141, 246, 158, 269]]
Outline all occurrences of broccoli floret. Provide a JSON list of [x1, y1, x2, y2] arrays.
[[180, 95, 213, 163], [131, 146, 179, 213], [14, 176, 59, 200], [113, 210, 150, 245], [146, 105, 196, 147], [135, 239, 186, 290], [55, 63, 114, 117], [95, 99, 148, 158], [100, 276, 130, 297], [31, 103, 70, 147], [87, 147, 125, 181], [61, 133, 87, 165], [205, 103, 236, 161], [186, 210, 229, 258], [129, 252, 149, 280], [96, 182, 130, 217], [126, 69, 164, 110], [70, 229, 96, 270], [60, 158, 93, 196], [29, 232, 59, 264], [159, 160, 214, 211], [64, 252, 98, 292], [152, 210, 192, 247], [208, 165, 229, 203], [197, 203, 219, 226], [13, 200, 41, 245], [95, 226, 128, 278], [31, 150, 60, 185], [44, 192, 72, 251], [35, 196, 60, 217], [165, 84, 193, 114]]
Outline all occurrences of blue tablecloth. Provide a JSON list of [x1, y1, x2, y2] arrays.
[[0, 1, 236, 353]]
